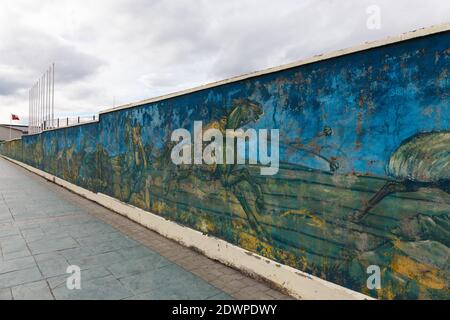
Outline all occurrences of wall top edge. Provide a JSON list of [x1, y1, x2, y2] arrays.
[[24, 120, 99, 136], [2, 138, 22, 142], [99, 21, 450, 115]]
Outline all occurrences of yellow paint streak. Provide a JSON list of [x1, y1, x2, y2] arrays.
[[260, 244, 275, 260], [132, 126, 147, 169], [239, 233, 258, 252], [152, 201, 167, 214], [391, 255, 445, 290], [281, 209, 325, 228], [145, 188, 150, 209], [278, 250, 298, 267], [238, 233, 275, 260], [204, 121, 221, 131], [196, 218, 216, 234]]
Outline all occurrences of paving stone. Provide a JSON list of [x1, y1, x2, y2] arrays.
[[0, 237, 28, 254], [0, 266, 43, 289], [58, 247, 95, 260], [0, 288, 12, 300], [68, 251, 125, 270], [75, 231, 127, 246], [107, 254, 172, 278], [36, 256, 70, 278], [119, 263, 191, 294], [206, 292, 235, 300], [47, 266, 112, 291], [0, 256, 36, 275], [79, 236, 138, 255], [2, 248, 32, 261], [116, 245, 156, 260], [27, 236, 79, 254], [52, 275, 133, 300], [20, 227, 45, 242], [124, 271, 225, 300], [12, 280, 54, 300], [0, 227, 20, 238]]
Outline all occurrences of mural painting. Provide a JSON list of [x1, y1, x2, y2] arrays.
[[1, 30, 449, 299]]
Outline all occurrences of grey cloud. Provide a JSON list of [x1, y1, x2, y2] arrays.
[[204, 0, 450, 79], [0, 24, 104, 88], [1, 0, 449, 124], [0, 78, 23, 96], [52, 48, 105, 83]]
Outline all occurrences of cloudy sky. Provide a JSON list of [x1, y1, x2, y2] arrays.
[[0, 0, 449, 125]]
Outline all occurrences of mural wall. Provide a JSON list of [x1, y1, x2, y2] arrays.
[[1, 30, 449, 299]]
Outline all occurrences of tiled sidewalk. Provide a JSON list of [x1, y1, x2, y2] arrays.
[[0, 157, 292, 300]]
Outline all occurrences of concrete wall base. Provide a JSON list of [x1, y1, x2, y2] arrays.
[[1, 155, 373, 300]]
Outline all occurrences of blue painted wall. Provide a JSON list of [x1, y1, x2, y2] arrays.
[[2, 30, 449, 299]]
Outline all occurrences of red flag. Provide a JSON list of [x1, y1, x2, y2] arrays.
[[11, 114, 19, 120]]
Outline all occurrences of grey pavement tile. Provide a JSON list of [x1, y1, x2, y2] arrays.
[[107, 254, 172, 278], [46, 210, 83, 218], [12, 212, 47, 221], [0, 288, 12, 300], [75, 231, 130, 246], [36, 256, 70, 278], [119, 264, 179, 294], [66, 223, 118, 239], [40, 227, 71, 239], [2, 248, 32, 261], [27, 236, 79, 254], [68, 251, 125, 270], [58, 247, 96, 260], [0, 237, 27, 254], [0, 256, 36, 275], [30, 231, 74, 243], [20, 227, 46, 242], [33, 251, 64, 262], [125, 271, 226, 300], [52, 275, 133, 300], [75, 232, 138, 255], [17, 223, 43, 231], [0, 206, 10, 213], [38, 223, 66, 235], [0, 227, 20, 238], [206, 292, 235, 300], [0, 217, 13, 224], [57, 216, 96, 227], [85, 238, 139, 255], [47, 266, 112, 291], [12, 280, 54, 300], [0, 266, 43, 289], [119, 263, 208, 295], [116, 245, 157, 260]]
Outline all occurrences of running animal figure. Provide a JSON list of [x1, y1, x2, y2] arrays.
[[162, 99, 337, 239], [162, 98, 268, 238], [352, 131, 450, 221], [285, 126, 340, 173]]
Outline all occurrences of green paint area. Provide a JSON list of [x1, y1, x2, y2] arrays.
[[3, 130, 448, 300]]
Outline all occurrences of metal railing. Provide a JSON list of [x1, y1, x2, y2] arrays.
[[30, 115, 98, 133]]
